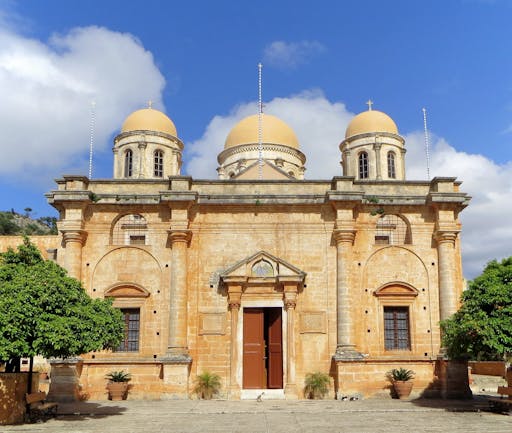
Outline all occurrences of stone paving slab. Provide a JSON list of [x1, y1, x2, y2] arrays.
[[1, 397, 510, 433]]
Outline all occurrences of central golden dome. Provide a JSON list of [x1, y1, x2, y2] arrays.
[[225, 114, 299, 149], [121, 108, 177, 137], [345, 110, 398, 139]]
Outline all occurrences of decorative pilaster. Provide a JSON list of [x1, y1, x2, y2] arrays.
[[374, 140, 382, 180], [138, 141, 147, 178], [228, 285, 242, 398], [61, 230, 87, 280], [284, 284, 298, 398], [333, 229, 364, 361], [435, 230, 459, 321], [163, 229, 192, 363]]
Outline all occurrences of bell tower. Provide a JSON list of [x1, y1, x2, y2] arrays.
[[340, 103, 405, 181]]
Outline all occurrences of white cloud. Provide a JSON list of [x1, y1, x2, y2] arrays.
[[0, 24, 165, 181], [186, 97, 512, 279], [405, 132, 512, 278], [263, 40, 326, 69], [185, 89, 351, 178]]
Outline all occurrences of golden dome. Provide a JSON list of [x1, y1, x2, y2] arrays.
[[225, 114, 299, 149], [345, 110, 398, 139], [121, 108, 177, 137]]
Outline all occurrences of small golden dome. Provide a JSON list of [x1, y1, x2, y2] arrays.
[[225, 114, 299, 149], [121, 108, 177, 137], [345, 110, 398, 139]]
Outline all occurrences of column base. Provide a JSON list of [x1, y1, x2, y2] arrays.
[[160, 360, 192, 399], [333, 346, 365, 361], [160, 348, 192, 364]]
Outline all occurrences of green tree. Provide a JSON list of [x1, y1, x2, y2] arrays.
[[0, 238, 125, 371], [441, 257, 512, 360], [0, 212, 19, 235]]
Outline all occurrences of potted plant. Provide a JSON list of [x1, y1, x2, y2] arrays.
[[387, 368, 415, 399], [106, 370, 131, 401], [304, 372, 330, 399], [194, 371, 221, 400]]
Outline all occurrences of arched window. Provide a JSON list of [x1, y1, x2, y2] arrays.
[[375, 214, 411, 245], [358, 152, 369, 179], [387, 151, 396, 179], [154, 150, 163, 177], [111, 214, 148, 245], [124, 150, 133, 178]]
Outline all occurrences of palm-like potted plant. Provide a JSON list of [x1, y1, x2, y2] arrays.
[[304, 372, 330, 399], [106, 370, 131, 401], [387, 368, 414, 399], [194, 371, 221, 400]]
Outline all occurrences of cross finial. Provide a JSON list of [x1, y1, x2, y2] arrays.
[[148, 100, 153, 109], [366, 99, 373, 111]]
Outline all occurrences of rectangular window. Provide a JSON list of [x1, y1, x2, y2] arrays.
[[384, 307, 410, 350], [116, 308, 140, 352], [129, 235, 146, 245]]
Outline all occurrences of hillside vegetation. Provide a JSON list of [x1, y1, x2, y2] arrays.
[[0, 210, 57, 235]]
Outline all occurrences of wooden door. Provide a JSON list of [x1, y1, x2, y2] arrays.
[[243, 308, 265, 388], [267, 308, 283, 389]]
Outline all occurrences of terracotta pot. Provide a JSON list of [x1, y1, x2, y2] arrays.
[[107, 382, 128, 401], [393, 380, 413, 399]]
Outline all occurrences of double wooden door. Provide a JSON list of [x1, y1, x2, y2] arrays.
[[243, 307, 283, 389]]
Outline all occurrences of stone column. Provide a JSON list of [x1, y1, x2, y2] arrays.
[[62, 230, 86, 280], [333, 229, 364, 361], [284, 284, 298, 398], [400, 148, 406, 180], [228, 285, 242, 398], [138, 141, 147, 178], [374, 140, 382, 180], [436, 230, 459, 321], [165, 229, 192, 361]]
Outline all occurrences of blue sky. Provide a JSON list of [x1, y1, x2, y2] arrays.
[[1, 0, 512, 278]]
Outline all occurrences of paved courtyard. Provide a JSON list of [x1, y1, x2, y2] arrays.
[[1, 397, 511, 433]]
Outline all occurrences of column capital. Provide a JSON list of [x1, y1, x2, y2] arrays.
[[227, 285, 242, 310], [435, 230, 459, 245], [61, 230, 87, 245], [138, 141, 147, 149], [333, 229, 356, 245], [167, 229, 192, 246]]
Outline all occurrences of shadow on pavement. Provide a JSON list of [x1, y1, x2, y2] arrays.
[[53, 401, 128, 421]]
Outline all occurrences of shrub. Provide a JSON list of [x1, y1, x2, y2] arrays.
[[194, 371, 221, 399], [304, 372, 330, 399]]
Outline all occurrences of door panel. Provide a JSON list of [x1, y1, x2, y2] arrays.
[[243, 308, 265, 388], [267, 308, 283, 389]]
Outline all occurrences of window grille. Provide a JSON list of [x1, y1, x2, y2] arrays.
[[116, 308, 140, 352], [112, 214, 148, 245], [375, 214, 411, 245], [154, 150, 163, 177], [384, 306, 410, 350], [358, 152, 369, 179], [124, 150, 133, 178], [387, 151, 396, 179]]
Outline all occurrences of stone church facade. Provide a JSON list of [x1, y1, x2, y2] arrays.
[[1, 106, 469, 400]]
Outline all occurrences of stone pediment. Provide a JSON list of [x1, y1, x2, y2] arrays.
[[234, 159, 295, 180], [104, 282, 150, 298], [220, 251, 306, 284]]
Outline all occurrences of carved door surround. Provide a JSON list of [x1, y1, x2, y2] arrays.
[[219, 251, 305, 399]]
